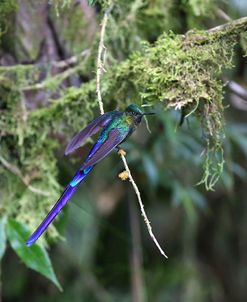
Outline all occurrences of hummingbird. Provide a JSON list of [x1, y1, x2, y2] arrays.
[[26, 104, 154, 247]]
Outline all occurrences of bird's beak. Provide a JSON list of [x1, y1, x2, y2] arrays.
[[142, 112, 155, 116]]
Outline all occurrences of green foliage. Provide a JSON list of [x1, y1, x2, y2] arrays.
[[7, 219, 61, 290]]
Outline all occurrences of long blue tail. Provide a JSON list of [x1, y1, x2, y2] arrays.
[[26, 165, 94, 247]]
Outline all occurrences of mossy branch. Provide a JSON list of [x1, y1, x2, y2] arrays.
[[0, 155, 50, 196], [22, 15, 247, 190], [28, 15, 247, 119], [208, 15, 247, 35]]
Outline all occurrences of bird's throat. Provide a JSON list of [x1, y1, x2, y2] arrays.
[[126, 115, 134, 125]]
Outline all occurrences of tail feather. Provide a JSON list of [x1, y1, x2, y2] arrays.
[[26, 166, 94, 247]]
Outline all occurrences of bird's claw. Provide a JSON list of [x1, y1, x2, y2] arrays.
[[118, 148, 126, 156]]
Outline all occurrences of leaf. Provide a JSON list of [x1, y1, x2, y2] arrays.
[[0, 217, 7, 260], [6, 219, 62, 291]]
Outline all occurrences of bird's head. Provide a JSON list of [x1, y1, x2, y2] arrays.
[[125, 104, 155, 125]]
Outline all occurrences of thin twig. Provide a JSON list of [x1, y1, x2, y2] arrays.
[[216, 8, 232, 22], [0, 49, 90, 93], [208, 15, 247, 34], [22, 64, 82, 91], [96, 11, 110, 115], [53, 49, 90, 68], [227, 80, 247, 110], [0, 49, 90, 72], [120, 152, 168, 258], [0, 155, 50, 196], [95, 6, 168, 258], [227, 80, 247, 103]]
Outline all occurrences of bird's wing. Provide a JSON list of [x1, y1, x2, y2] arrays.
[[65, 111, 119, 155], [82, 128, 127, 169]]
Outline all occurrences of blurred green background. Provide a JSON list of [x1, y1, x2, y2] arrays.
[[0, 0, 247, 301]]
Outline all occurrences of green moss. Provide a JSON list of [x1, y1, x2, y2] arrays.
[[0, 0, 18, 38], [49, 0, 72, 16], [0, 79, 61, 242], [50, 2, 96, 54], [0, 0, 17, 19], [26, 18, 245, 190]]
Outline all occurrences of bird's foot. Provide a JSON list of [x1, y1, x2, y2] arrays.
[[118, 148, 126, 156]]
